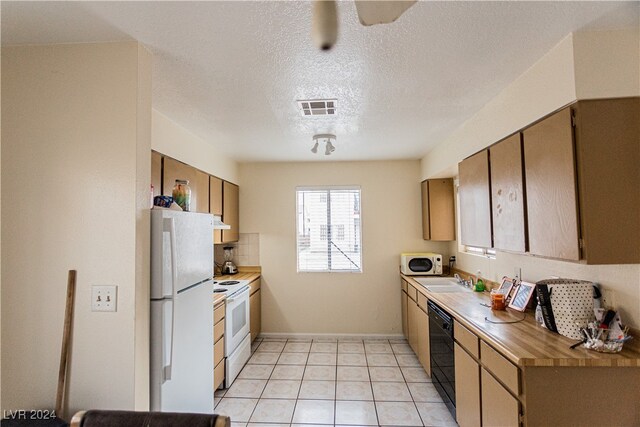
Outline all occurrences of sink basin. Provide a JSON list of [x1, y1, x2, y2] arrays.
[[412, 277, 471, 293]]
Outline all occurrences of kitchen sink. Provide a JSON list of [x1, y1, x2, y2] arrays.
[[412, 277, 471, 293]]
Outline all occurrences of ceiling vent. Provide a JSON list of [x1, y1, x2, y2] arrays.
[[297, 99, 337, 116]]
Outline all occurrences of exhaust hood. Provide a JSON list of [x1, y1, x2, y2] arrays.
[[213, 215, 231, 230]]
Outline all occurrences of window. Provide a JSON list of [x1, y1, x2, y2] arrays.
[[296, 186, 362, 272]]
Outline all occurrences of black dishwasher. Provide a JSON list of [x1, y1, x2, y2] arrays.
[[428, 300, 456, 419]]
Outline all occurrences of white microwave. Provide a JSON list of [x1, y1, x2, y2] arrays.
[[400, 253, 443, 275]]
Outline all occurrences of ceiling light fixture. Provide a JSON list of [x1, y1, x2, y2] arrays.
[[311, 134, 336, 156]]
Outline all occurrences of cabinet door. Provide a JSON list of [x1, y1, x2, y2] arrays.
[[416, 306, 430, 376], [454, 343, 481, 427], [210, 176, 223, 244], [428, 179, 455, 241], [408, 298, 419, 353], [481, 368, 520, 427], [151, 151, 162, 198], [574, 98, 640, 264], [421, 180, 430, 240], [163, 157, 210, 213], [250, 288, 261, 342], [459, 151, 492, 248], [490, 134, 526, 252], [222, 181, 239, 243], [523, 107, 580, 260], [401, 290, 408, 340]]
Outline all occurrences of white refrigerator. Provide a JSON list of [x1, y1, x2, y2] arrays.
[[150, 209, 214, 413]]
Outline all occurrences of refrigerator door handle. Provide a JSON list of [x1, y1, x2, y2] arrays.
[[162, 299, 175, 382], [163, 217, 178, 298]]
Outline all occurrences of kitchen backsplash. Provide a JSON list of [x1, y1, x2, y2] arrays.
[[214, 233, 260, 267]]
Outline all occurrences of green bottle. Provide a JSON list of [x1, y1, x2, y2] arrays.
[[474, 271, 485, 292]]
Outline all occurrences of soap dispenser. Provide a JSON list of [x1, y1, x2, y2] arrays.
[[474, 271, 485, 292]]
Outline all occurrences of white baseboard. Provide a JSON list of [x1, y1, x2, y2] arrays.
[[258, 332, 404, 340]]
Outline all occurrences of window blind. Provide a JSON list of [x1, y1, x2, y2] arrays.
[[296, 187, 362, 272]]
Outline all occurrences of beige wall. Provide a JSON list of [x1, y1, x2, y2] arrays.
[[421, 34, 577, 179], [239, 160, 450, 335], [2, 42, 151, 415], [421, 29, 640, 327], [573, 29, 640, 99], [152, 110, 239, 184]]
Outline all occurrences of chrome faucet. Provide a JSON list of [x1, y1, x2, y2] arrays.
[[454, 273, 473, 288]]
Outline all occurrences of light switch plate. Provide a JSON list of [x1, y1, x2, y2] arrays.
[[92, 285, 117, 312]]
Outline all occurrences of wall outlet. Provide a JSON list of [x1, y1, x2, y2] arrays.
[[601, 289, 616, 309], [92, 285, 117, 312]]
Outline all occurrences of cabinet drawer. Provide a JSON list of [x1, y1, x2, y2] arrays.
[[455, 322, 479, 359], [214, 335, 225, 367], [401, 280, 408, 293], [480, 341, 519, 395], [249, 278, 261, 295], [213, 358, 225, 390], [417, 293, 428, 312], [214, 318, 225, 343], [407, 284, 418, 302], [214, 303, 225, 324]]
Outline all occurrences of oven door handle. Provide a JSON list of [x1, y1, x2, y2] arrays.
[[226, 286, 250, 303]]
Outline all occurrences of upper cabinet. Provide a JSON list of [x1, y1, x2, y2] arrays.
[[163, 157, 210, 214], [572, 98, 639, 264], [458, 151, 492, 248], [153, 152, 242, 244], [222, 181, 239, 243], [210, 176, 223, 244], [457, 97, 639, 264], [421, 178, 455, 241], [490, 133, 526, 253], [523, 107, 580, 260]]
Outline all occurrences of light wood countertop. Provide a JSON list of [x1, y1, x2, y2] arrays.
[[401, 273, 640, 368]]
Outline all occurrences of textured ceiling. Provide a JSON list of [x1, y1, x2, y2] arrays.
[[3, 1, 638, 162]]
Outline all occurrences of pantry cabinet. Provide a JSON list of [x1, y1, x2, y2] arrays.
[[222, 181, 239, 243], [458, 151, 492, 248], [421, 178, 455, 241], [163, 157, 210, 213], [489, 133, 526, 253]]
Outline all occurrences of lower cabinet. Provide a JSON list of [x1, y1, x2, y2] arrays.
[[402, 279, 430, 375], [213, 301, 225, 390], [416, 300, 430, 376], [481, 368, 520, 427], [454, 343, 481, 427], [400, 280, 409, 340], [407, 292, 419, 353], [249, 278, 262, 342]]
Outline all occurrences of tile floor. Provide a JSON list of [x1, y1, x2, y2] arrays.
[[214, 337, 457, 426]]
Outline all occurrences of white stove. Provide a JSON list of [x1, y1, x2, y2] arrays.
[[213, 279, 251, 297], [213, 278, 251, 388]]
